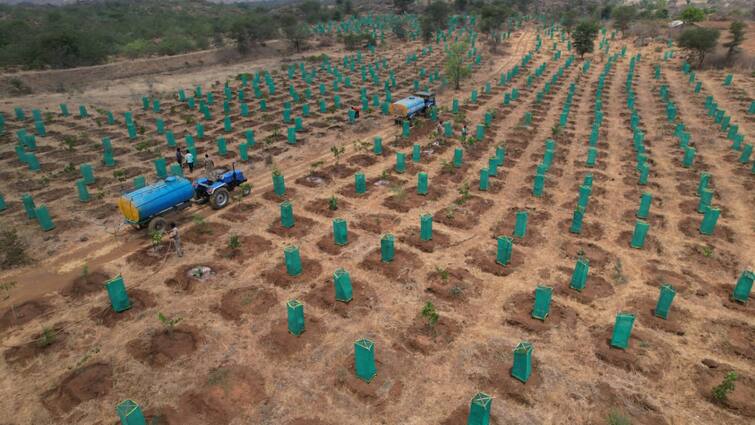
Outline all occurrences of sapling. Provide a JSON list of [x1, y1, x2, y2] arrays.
[[149, 230, 163, 247], [228, 234, 241, 250], [390, 184, 407, 201], [328, 195, 338, 211], [158, 312, 182, 335], [36, 327, 56, 348], [309, 161, 324, 174], [0, 281, 17, 300], [435, 266, 449, 281], [421, 301, 439, 328], [380, 169, 390, 181], [551, 124, 562, 137], [445, 206, 456, 220], [331, 145, 345, 164], [192, 214, 210, 234], [441, 160, 455, 174], [456, 182, 470, 205], [612, 259, 627, 285], [607, 410, 631, 425], [712, 372, 737, 402]]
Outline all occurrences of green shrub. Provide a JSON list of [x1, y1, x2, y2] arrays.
[[712, 372, 737, 401]]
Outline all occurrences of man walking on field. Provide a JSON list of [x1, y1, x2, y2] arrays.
[[168, 222, 183, 257]]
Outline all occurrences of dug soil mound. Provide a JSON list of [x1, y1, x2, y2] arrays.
[[128, 326, 200, 367], [42, 362, 113, 415], [215, 286, 277, 322]]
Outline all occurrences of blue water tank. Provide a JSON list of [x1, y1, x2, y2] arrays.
[[118, 176, 194, 224], [392, 96, 426, 116]]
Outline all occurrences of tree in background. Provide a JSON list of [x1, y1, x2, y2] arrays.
[[394, 0, 413, 14], [679, 6, 705, 22], [420, 1, 450, 42], [299, 0, 323, 24], [279, 13, 309, 53], [479, 2, 512, 53], [572, 20, 600, 59], [723, 21, 745, 63], [231, 13, 276, 54], [455, 0, 468, 12], [392, 21, 407, 41], [444, 40, 471, 90], [677, 27, 719, 67], [611, 5, 637, 35]]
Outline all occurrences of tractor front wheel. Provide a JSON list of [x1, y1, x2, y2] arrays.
[[148, 217, 168, 234], [210, 187, 230, 209]]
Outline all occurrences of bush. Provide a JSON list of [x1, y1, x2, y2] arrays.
[[680, 7, 706, 23], [0, 229, 30, 269], [121, 39, 152, 59], [678, 27, 720, 67], [712, 372, 737, 401]]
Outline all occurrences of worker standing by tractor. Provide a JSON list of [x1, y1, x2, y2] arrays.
[[204, 154, 216, 180], [185, 149, 194, 173], [168, 222, 183, 257]]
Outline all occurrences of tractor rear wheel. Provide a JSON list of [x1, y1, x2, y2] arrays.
[[210, 187, 230, 209], [148, 217, 168, 234]]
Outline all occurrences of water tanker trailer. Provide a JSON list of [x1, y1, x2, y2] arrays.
[[390, 91, 436, 124], [118, 165, 248, 232]]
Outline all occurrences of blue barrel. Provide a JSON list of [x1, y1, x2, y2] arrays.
[[118, 176, 194, 225]]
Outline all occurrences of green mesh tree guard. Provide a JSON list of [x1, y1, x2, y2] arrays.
[[60, 104, 69, 117], [452, 98, 459, 113], [245, 129, 256, 147], [166, 131, 176, 147], [532, 285, 552, 320], [699, 207, 720, 235], [578, 185, 591, 210], [637, 192, 652, 219], [273, 173, 286, 196], [479, 168, 489, 191], [79, 105, 88, 118], [354, 338, 377, 382], [654, 284, 675, 319], [116, 399, 146, 425], [532, 173, 545, 197], [154, 158, 167, 179], [26, 153, 40, 172], [496, 146, 505, 165], [631, 220, 649, 249], [34, 120, 46, 137], [420, 214, 433, 241], [476, 124, 485, 140], [638, 163, 649, 185], [570, 258, 589, 291], [514, 210, 528, 238], [583, 173, 593, 188], [682, 147, 696, 168], [412, 144, 421, 162], [333, 218, 348, 245], [570, 206, 585, 234], [0, 193, 6, 211], [239, 143, 249, 162], [217, 138, 228, 156], [287, 127, 297, 145], [496, 236, 513, 266], [373, 136, 383, 155], [444, 121, 453, 137], [80, 164, 95, 185], [105, 275, 131, 313], [697, 188, 713, 213], [395, 152, 406, 173], [417, 172, 428, 195], [169, 163, 183, 177], [467, 392, 492, 425], [381, 234, 395, 262], [133, 176, 145, 190], [611, 313, 635, 350], [732, 270, 753, 303], [284, 245, 302, 276], [739, 144, 753, 164], [334, 268, 353, 302], [196, 123, 205, 139], [402, 120, 410, 138], [512, 341, 533, 383], [355, 172, 366, 194], [35, 205, 55, 231], [22, 194, 36, 219], [295, 117, 303, 131], [280, 201, 295, 228], [586, 147, 597, 167], [287, 300, 305, 336], [453, 148, 463, 168]]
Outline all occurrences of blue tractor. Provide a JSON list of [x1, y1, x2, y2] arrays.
[[118, 164, 249, 232]]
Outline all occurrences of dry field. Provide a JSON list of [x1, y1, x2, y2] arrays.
[[0, 24, 753, 425]]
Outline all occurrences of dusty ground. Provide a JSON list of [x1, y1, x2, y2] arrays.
[[0, 24, 753, 425]]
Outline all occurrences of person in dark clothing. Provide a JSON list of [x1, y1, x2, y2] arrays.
[[175, 148, 183, 167]]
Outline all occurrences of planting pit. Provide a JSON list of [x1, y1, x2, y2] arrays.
[[0, 300, 50, 333], [316, 231, 361, 255], [382, 186, 445, 213], [706, 320, 754, 360], [626, 296, 687, 336], [559, 241, 614, 270], [424, 267, 482, 306], [164, 264, 224, 293], [333, 348, 404, 410], [182, 222, 231, 245], [358, 248, 420, 281], [398, 313, 461, 354], [303, 278, 376, 318], [61, 270, 111, 299], [552, 267, 614, 304], [3, 323, 67, 367], [677, 216, 736, 243], [464, 246, 525, 277], [261, 186, 299, 203], [220, 202, 261, 222], [267, 215, 318, 239], [215, 234, 272, 263], [433, 196, 494, 230], [295, 171, 333, 187], [353, 213, 401, 234], [127, 326, 200, 367], [304, 197, 351, 218], [42, 362, 113, 415], [126, 243, 172, 268], [584, 381, 669, 425], [503, 292, 578, 334], [469, 343, 544, 407], [591, 325, 670, 378], [557, 218, 606, 240], [89, 289, 156, 327], [489, 208, 551, 247], [262, 258, 323, 288], [259, 316, 325, 358], [215, 286, 277, 322], [398, 226, 451, 253], [694, 359, 755, 418]]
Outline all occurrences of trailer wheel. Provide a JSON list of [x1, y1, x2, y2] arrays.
[[148, 217, 168, 234], [210, 188, 230, 209]]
